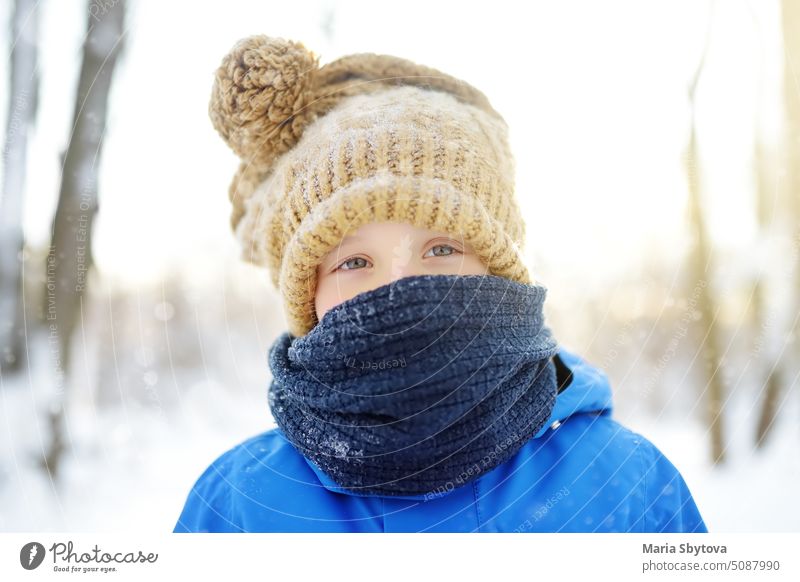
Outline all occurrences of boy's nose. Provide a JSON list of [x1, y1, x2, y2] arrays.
[[386, 262, 426, 285]]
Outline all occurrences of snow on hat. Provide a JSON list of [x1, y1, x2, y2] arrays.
[[209, 35, 531, 337]]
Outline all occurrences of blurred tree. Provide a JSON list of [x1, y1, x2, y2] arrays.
[[749, 1, 783, 449], [752, 117, 785, 449], [0, 0, 39, 373], [42, 0, 126, 479], [684, 5, 726, 465], [756, 0, 800, 447]]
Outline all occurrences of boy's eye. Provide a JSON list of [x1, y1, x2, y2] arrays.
[[337, 256, 371, 271], [424, 244, 460, 258]]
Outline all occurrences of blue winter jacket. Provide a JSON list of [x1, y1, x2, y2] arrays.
[[173, 346, 708, 533]]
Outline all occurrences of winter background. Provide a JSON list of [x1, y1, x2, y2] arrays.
[[0, 0, 798, 532]]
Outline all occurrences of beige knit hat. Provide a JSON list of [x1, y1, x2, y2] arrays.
[[209, 35, 532, 337]]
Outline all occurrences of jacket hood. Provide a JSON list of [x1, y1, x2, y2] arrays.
[[301, 344, 614, 499]]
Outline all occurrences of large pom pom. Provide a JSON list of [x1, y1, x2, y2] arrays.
[[209, 35, 320, 170]]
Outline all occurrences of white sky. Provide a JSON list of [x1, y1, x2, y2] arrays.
[[0, 0, 786, 289]]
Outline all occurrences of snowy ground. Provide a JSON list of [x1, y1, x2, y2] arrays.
[[0, 322, 274, 532], [624, 399, 800, 532]]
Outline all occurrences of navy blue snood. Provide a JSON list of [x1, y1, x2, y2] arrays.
[[267, 274, 560, 497]]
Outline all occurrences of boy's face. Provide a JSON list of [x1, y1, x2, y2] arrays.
[[314, 221, 488, 322]]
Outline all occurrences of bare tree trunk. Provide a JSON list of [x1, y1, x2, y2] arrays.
[[740, 1, 787, 448], [684, 132, 726, 465], [763, 0, 800, 444], [752, 137, 785, 448], [684, 11, 726, 465], [0, 0, 39, 374], [42, 0, 126, 479]]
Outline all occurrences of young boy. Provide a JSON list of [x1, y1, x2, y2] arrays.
[[173, 35, 707, 533]]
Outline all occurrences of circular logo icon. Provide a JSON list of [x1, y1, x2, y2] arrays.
[[20, 542, 46, 570]]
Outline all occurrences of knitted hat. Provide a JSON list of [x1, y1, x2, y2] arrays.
[[209, 35, 532, 337]]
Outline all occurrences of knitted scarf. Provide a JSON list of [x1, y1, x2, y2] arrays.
[[267, 274, 560, 497]]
